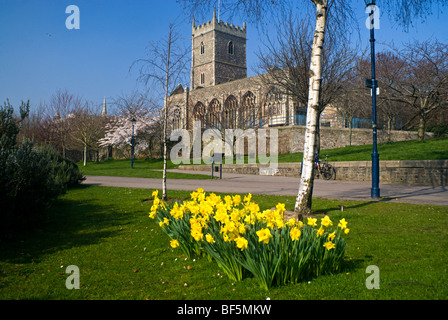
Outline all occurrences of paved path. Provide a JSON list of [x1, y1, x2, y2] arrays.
[[83, 170, 448, 207]]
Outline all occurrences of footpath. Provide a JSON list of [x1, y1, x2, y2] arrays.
[[83, 169, 448, 207]]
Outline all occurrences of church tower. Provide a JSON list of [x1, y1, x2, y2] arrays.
[[190, 8, 247, 90]]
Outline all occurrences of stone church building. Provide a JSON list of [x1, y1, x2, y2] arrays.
[[167, 9, 305, 135], [166, 10, 423, 154]]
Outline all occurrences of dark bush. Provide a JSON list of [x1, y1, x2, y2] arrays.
[[427, 123, 448, 138], [0, 142, 85, 234], [0, 100, 84, 235]]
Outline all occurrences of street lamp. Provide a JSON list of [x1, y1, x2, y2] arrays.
[[130, 117, 136, 169], [364, 0, 380, 198]]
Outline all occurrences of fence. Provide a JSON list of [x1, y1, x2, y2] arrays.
[[202, 114, 403, 130]]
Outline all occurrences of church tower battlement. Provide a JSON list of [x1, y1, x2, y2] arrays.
[[190, 8, 247, 90]]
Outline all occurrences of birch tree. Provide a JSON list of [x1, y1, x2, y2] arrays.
[[131, 24, 189, 200], [69, 102, 106, 166]]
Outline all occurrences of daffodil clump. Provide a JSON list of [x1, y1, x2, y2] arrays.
[[149, 189, 350, 290]]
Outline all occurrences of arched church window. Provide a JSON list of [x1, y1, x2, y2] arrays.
[[263, 87, 284, 126], [172, 107, 181, 130], [193, 102, 206, 129], [228, 41, 234, 55], [200, 42, 205, 55], [207, 99, 221, 129], [223, 95, 238, 129], [241, 91, 257, 128]]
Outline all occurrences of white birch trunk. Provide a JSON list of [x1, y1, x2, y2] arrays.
[[83, 142, 87, 167], [162, 29, 172, 201], [295, 1, 327, 215]]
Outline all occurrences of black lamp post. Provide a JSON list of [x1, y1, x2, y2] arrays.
[[364, 0, 380, 198], [130, 117, 136, 169]]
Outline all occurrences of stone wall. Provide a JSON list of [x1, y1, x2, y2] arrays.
[[178, 159, 448, 186], [277, 126, 434, 154]]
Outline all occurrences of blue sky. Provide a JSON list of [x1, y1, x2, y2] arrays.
[[1, 0, 447, 114]]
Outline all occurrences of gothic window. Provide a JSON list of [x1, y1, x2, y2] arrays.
[[200, 73, 205, 85], [173, 107, 181, 130], [263, 87, 284, 126], [193, 102, 206, 129], [223, 95, 238, 129], [228, 41, 234, 55], [207, 99, 221, 129], [200, 42, 205, 55], [241, 91, 257, 128]]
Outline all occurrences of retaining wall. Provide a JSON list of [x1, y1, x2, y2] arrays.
[[178, 160, 448, 186]]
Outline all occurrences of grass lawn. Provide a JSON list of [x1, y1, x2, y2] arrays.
[[77, 158, 210, 179], [276, 137, 448, 163], [1, 185, 447, 300]]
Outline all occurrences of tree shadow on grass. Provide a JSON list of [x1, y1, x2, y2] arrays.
[[313, 199, 378, 215], [0, 186, 131, 264]]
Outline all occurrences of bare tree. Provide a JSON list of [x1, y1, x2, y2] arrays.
[[360, 52, 412, 140], [69, 102, 106, 166], [43, 90, 83, 158], [383, 40, 448, 140], [257, 9, 358, 151], [333, 70, 369, 146], [131, 23, 189, 200]]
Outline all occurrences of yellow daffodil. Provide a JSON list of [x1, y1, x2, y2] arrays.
[[307, 217, 317, 227], [198, 193, 206, 202], [256, 228, 272, 244], [159, 217, 170, 228], [323, 241, 336, 251], [238, 223, 246, 235], [215, 210, 229, 224], [338, 218, 348, 229], [206, 233, 215, 243], [275, 203, 286, 214], [321, 215, 333, 227], [286, 218, 297, 227], [275, 218, 285, 229], [170, 203, 184, 220], [235, 236, 248, 251], [191, 229, 204, 241], [232, 194, 242, 206], [328, 232, 336, 241], [224, 195, 233, 206], [344, 228, 350, 234], [243, 193, 252, 204], [316, 226, 325, 237], [152, 190, 159, 198], [170, 239, 179, 248], [247, 202, 260, 215], [290, 227, 301, 241], [244, 213, 256, 225]]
